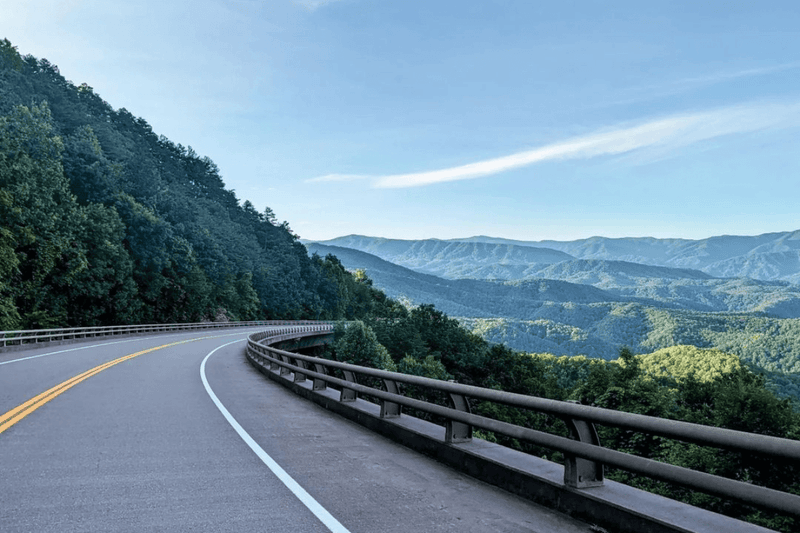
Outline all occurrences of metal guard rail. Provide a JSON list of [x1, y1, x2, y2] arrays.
[[247, 326, 800, 519], [0, 320, 330, 348]]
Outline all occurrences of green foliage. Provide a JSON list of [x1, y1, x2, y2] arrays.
[[636, 345, 743, 383], [45, 202, 141, 325], [213, 272, 260, 321], [313, 254, 388, 320], [0, 102, 82, 327], [403, 304, 489, 385], [556, 347, 799, 531], [0, 185, 19, 326], [342, 298, 800, 531], [333, 320, 396, 372], [397, 354, 451, 381], [0, 41, 372, 327], [463, 307, 800, 405], [0, 39, 23, 72]]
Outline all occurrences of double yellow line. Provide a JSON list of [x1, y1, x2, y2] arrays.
[[0, 339, 194, 435]]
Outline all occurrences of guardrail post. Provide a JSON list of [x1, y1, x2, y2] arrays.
[[312, 364, 327, 391], [340, 370, 358, 402], [563, 402, 604, 488], [269, 351, 280, 372], [279, 354, 292, 377], [293, 359, 307, 383], [445, 389, 473, 443], [380, 379, 402, 419]]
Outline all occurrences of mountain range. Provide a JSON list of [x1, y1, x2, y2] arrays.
[[305, 243, 800, 318], [311, 231, 800, 284], [305, 234, 800, 386]]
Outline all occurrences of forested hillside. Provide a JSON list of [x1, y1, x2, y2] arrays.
[[0, 39, 373, 328], [307, 243, 800, 402], [306, 243, 629, 312], [307, 243, 800, 317], [462, 308, 800, 369]]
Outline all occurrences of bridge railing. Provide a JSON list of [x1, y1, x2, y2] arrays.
[[0, 320, 328, 348], [247, 326, 800, 521]]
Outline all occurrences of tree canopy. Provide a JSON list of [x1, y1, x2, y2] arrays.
[[0, 42, 381, 328]]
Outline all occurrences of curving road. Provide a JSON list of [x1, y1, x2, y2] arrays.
[[0, 328, 592, 532]]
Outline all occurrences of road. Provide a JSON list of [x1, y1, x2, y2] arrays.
[[0, 327, 594, 532]]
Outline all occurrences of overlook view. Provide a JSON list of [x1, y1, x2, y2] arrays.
[[2, 1, 800, 532]]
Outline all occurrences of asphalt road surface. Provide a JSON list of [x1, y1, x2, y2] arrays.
[[0, 328, 595, 532]]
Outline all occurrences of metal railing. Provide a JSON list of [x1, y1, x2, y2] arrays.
[[0, 320, 328, 348], [247, 326, 800, 520]]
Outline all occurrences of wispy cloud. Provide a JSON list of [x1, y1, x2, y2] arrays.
[[367, 100, 800, 189]]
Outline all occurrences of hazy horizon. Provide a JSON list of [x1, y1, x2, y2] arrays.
[[309, 227, 800, 244]]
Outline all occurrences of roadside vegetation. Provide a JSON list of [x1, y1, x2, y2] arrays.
[[321, 300, 800, 532]]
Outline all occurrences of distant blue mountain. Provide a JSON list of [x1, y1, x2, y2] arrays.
[[534, 259, 711, 284], [464, 231, 800, 282], [306, 243, 625, 318], [313, 230, 800, 283], [306, 242, 800, 318], [314, 236, 573, 280], [305, 240, 800, 379]]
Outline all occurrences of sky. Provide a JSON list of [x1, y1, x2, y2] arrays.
[[1, 0, 799, 242]]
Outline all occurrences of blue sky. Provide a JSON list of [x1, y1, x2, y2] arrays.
[[2, 0, 799, 241]]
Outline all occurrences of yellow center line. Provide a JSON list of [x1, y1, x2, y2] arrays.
[[0, 338, 202, 435]]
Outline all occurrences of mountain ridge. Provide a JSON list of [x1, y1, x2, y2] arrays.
[[310, 231, 800, 283], [305, 239, 800, 392], [306, 243, 800, 318]]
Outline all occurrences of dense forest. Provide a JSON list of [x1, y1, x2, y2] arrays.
[[0, 39, 375, 329], [3, 39, 799, 531]]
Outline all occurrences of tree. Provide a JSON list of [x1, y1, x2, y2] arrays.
[[0, 103, 86, 328], [334, 320, 396, 372], [0, 38, 24, 72], [62, 125, 122, 205], [45, 203, 140, 325], [0, 190, 20, 328]]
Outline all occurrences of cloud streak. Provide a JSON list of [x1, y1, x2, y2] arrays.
[[368, 100, 800, 189]]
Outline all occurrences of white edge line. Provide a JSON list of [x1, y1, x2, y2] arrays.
[[200, 339, 351, 533], [0, 338, 148, 366], [0, 329, 264, 366]]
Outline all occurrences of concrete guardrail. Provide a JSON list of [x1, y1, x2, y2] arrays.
[[247, 325, 800, 533]]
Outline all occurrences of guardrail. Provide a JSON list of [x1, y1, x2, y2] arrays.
[[246, 326, 800, 525], [0, 320, 329, 349]]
